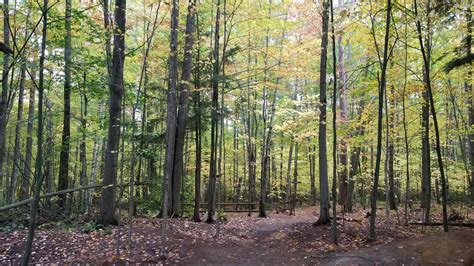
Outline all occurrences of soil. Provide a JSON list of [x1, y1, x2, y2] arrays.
[[1, 206, 473, 265]]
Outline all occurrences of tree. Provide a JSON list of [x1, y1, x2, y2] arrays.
[[172, 0, 197, 216], [58, 0, 72, 210], [207, 0, 221, 223], [369, 0, 392, 240], [413, 0, 448, 232], [0, 0, 11, 202], [314, 0, 330, 226], [22, 0, 48, 262], [329, 0, 338, 245], [98, 0, 126, 225]]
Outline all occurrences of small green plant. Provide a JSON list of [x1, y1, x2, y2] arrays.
[[79, 222, 104, 233]]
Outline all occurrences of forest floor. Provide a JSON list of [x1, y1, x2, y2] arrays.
[[1, 205, 473, 265]]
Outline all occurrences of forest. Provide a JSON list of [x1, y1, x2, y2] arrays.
[[0, 0, 473, 264]]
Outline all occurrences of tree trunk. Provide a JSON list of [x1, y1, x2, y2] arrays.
[[387, 87, 396, 210], [465, 5, 474, 204], [207, 0, 220, 223], [22, 71, 35, 201], [402, 9, 411, 225], [193, 82, 202, 222], [22, 0, 48, 262], [8, 60, 26, 204], [0, 0, 11, 202], [45, 100, 54, 206], [98, 0, 126, 225], [336, 32, 348, 208], [421, 71, 431, 222], [58, 0, 72, 209], [172, 0, 196, 216], [369, 0, 391, 240], [286, 140, 293, 203], [79, 75, 88, 211], [330, 0, 338, 244], [414, 0, 448, 232], [315, 0, 330, 226]]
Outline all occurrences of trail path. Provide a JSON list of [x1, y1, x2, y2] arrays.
[[1, 207, 473, 265]]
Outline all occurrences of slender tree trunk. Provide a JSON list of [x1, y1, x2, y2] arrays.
[[193, 12, 202, 222], [286, 140, 293, 203], [369, 0, 391, 240], [79, 74, 88, 211], [291, 142, 299, 215], [315, 0, 330, 226], [45, 100, 54, 206], [98, 0, 126, 225], [330, 0, 338, 244], [388, 87, 396, 210], [308, 144, 316, 205], [402, 9, 411, 225], [421, 72, 431, 222], [9, 59, 26, 204], [465, 5, 473, 204], [22, 0, 48, 262], [207, 0, 220, 223], [336, 31, 348, 208], [22, 71, 35, 201], [414, 0, 448, 232]]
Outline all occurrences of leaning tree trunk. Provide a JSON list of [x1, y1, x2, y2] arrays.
[[98, 0, 126, 225], [414, 0, 448, 232], [22, 0, 48, 263]]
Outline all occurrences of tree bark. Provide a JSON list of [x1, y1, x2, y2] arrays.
[[22, 0, 48, 262], [207, 0, 220, 223], [330, 0, 338, 244], [79, 74, 88, 211], [172, 0, 196, 216], [465, 4, 473, 204], [8, 59, 26, 204], [369, 0, 391, 240], [0, 0, 11, 202], [98, 0, 126, 225], [414, 0, 449, 232], [22, 70, 35, 201], [58, 0, 72, 210], [315, 0, 330, 226]]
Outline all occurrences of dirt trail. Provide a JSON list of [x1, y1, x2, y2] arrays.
[[1, 207, 473, 265], [177, 212, 474, 265], [321, 230, 474, 265]]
